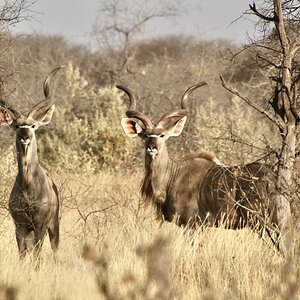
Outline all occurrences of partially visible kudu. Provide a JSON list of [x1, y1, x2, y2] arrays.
[[118, 83, 287, 254], [197, 147, 290, 254], [0, 66, 63, 257], [118, 83, 222, 226], [199, 162, 277, 227]]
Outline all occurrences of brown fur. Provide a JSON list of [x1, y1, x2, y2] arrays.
[[0, 66, 63, 257], [198, 162, 279, 232], [142, 154, 279, 234], [177, 151, 218, 163], [141, 151, 217, 205], [8, 116, 60, 258], [141, 153, 218, 226]]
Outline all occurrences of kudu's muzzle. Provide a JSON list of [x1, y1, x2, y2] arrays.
[[18, 128, 31, 146], [146, 137, 159, 160]]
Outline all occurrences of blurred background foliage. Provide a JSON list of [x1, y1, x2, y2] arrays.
[[0, 32, 281, 172]]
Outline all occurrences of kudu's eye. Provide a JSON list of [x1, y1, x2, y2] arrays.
[[160, 134, 165, 138], [31, 125, 35, 129]]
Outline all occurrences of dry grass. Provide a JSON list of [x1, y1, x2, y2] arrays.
[[0, 157, 299, 299]]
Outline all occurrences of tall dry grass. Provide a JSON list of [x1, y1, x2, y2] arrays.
[[0, 153, 299, 300]]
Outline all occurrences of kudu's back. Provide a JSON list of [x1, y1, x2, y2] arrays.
[[199, 162, 277, 228]]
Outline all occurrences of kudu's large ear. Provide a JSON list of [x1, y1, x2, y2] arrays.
[[121, 118, 142, 137], [32, 104, 55, 126], [0, 107, 14, 126], [167, 116, 187, 137]]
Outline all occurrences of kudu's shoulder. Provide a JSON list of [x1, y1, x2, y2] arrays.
[[178, 151, 223, 165]]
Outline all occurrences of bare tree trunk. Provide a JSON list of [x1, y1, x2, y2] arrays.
[[276, 125, 295, 256], [272, 0, 296, 257]]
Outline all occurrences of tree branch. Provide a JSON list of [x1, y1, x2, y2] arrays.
[[285, 85, 300, 123], [0, 0, 34, 29], [220, 75, 285, 129], [256, 53, 281, 69], [249, 2, 277, 21]]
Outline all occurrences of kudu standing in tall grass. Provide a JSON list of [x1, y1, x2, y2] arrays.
[[118, 83, 222, 226], [0, 66, 63, 258], [118, 84, 287, 254]]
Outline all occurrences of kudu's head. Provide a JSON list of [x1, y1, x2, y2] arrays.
[[0, 66, 64, 152], [118, 83, 207, 165]]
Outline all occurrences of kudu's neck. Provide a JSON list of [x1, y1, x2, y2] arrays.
[[145, 144, 176, 192], [145, 143, 170, 170], [16, 135, 40, 183]]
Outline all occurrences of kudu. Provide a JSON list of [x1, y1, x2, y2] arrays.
[[118, 83, 222, 226], [118, 84, 286, 253], [0, 66, 63, 257]]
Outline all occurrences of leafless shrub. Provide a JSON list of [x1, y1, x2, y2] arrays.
[[0, 0, 33, 30]]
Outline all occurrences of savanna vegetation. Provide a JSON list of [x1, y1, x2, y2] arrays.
[[0, 0, 300, 299]]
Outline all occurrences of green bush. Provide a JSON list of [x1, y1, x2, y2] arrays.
[[38, 63, 136, 172]]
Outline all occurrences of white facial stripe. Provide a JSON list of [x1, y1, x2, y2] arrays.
[[18, 125, 32, 128], [148, 134, 160, 137], [147, 148, 158, 154]]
